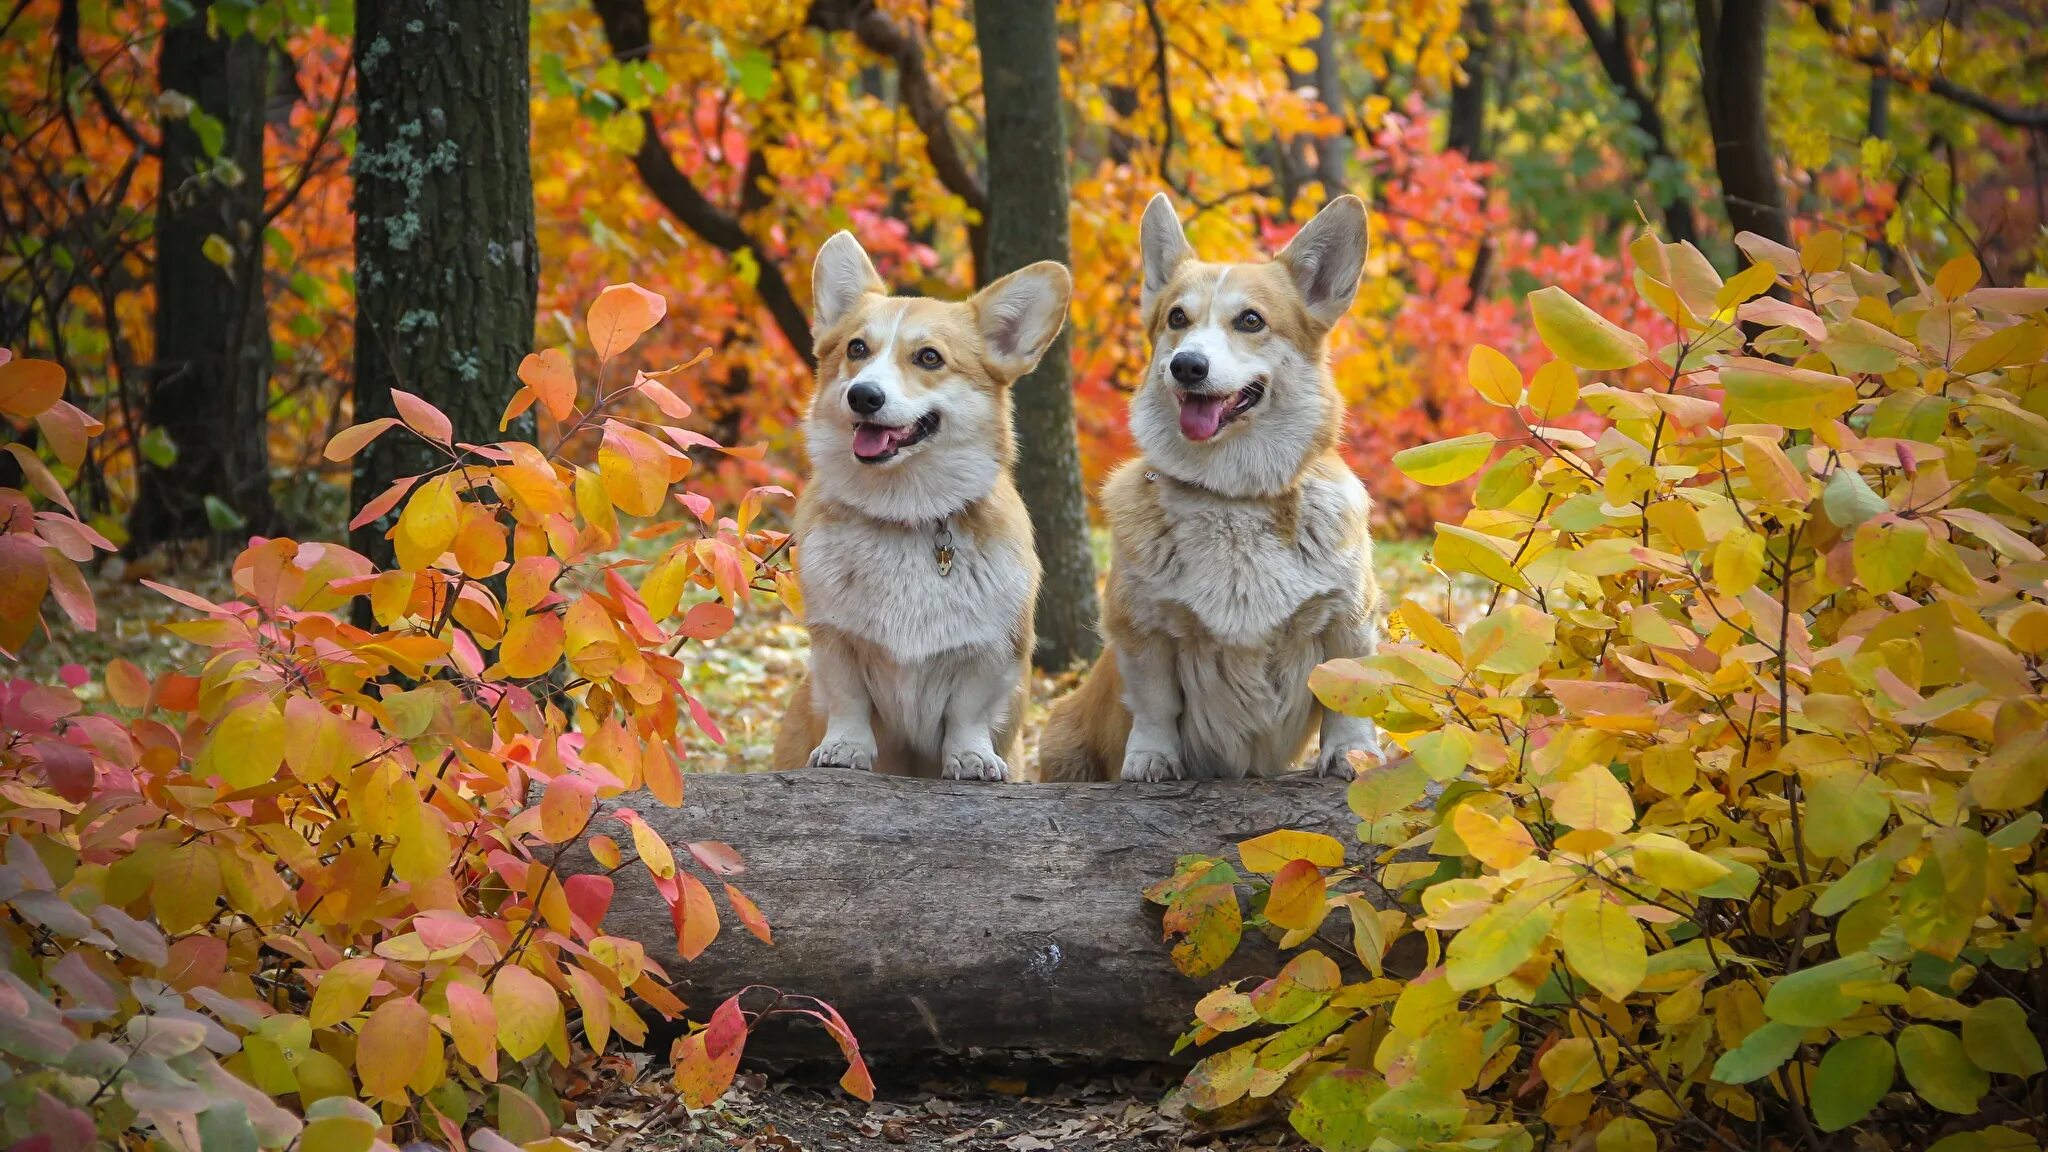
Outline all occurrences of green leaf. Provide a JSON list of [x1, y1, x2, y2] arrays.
[[140, 426, 179, 468], [1853, 516, 1927, 595], [1765, 952, 1885, 1027], [188, 108, 225, 158], [1445, 895, 1555, 991], [1410, 727, 1472, 781], [1801, 766, 1892, 859], [734, 48, 776, 101], [1812, 1034, 1894, 1132], [1288, 1068, 1383, 1152], [1528, 286, 1650, 370], [1712, 1021, 1804, 1084], [1812, 852, 1895, 916], [1823, 468, 1887, 530], [1897, 1024, 1990, 1114], [1962, 998, 2046, 1076], [1394, 433, 1497, 486], [203, 493, 248, 532], [1926, 1126, 2039, 1152], [197, 1103, 259, 1152]]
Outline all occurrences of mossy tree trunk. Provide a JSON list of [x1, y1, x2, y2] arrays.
[[972, 0, 1101, 672], [130, 1, 276, 547], [348, 0, 538, 566]]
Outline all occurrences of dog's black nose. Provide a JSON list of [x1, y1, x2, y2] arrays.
[[1169, 351, 1209, 385], [847, 380, 886, 416]]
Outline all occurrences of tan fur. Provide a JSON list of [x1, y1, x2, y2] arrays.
[[1039, 194, 1383, 782], [772, 234, 1068, 781]]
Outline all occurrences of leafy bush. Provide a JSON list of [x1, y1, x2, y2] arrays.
[[1150, 231, 2047, 1151], [1, 285, 867, 1150]]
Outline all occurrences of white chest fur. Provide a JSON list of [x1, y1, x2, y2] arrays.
[[1122, 472, 1370, 646], [800, 515, 1035, 662]]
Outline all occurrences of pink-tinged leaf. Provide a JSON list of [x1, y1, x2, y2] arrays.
[[4, 443, 76, 514], [686, 692, 725, 745], [34, 400, 93, 468], [796, 998, 874, 1101], [587, 283, 667, 360], [0, 535, 51, 633], [562, 873, 614, 934], [704, 996, 747, 1058], [445, 982, 499, 1081], [43, 552, 95, 631], [676, 491, 715, 523], [661, 427, 722, 453], [140, 579, 225, 615], [348, 474, 421, 531], [390, 389, 454, 444], [518, 348, 579, 421], [687, 842, 745, 876], [635, 373, 692, 419], [325, 418, 402, 462]]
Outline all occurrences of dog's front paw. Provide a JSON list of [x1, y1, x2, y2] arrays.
[[942, 749, 1010, 782], [807, 737, 877, 772], [1120, 748, 1185, 783], [1315, 734, 1382, 779]]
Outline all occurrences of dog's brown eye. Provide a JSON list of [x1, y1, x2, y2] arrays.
[[847, 338, 869, 360], [914, 347, 944, 369], [1167, 306, 1189, 329], [1235, 310, 1265, 333]]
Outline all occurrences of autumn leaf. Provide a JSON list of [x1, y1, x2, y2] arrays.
[[518, 347, 579, 421], [491, 966, 561, 1063], [587, 283, 667, 359]]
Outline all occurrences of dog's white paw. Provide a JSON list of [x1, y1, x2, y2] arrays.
[[807, 737, 877, 772], [1315, 735, 1382, 779], [1120, 748, 1185, 783], [942, 749, 1010, 782]]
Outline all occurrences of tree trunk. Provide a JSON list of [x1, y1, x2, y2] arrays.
[[1695, 0, 1789, 250], [348, 0, 537, 567], [1565, 0, 1700, 248], [571, 769, 1396, 1060], [129, 2, 275, 547], [971, 0, 1101, 673], [1446, 0, 1492, 164]]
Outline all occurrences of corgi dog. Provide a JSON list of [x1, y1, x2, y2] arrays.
[[1037, 194, 1382, 782], [771, 233, 1072, 781]]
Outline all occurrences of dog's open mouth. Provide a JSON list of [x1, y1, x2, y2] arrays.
[[1177, 379, 1266, 442], [851, 411, 941, 463]]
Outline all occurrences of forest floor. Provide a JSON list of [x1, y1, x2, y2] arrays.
[[16, 535, 1475, 1150]]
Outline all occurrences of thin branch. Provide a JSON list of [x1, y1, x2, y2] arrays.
[[264, 56, 353, 224], [56, 0, 161, 156], [1806, 0, 2048, 129]]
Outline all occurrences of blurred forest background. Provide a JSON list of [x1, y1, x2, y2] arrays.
[[3, 0, 2045, 668]]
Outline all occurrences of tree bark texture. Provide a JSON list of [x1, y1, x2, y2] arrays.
[[1695, 0, 1790, 250], [130, 2, 276, 546], [348, 0, 538, 566], [572, 769, 1391, 1061], [971, 0, 1101, 673]]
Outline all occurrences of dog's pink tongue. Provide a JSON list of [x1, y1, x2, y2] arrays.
[[853, 424, 903, 457], [1178, 394, 1228, 441]]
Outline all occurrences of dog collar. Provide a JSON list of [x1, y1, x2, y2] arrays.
[[933, 519, 955, 577]]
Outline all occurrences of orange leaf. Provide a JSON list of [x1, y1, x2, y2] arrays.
[[519, 348, 579, 421], [725, 884, 771, 944], [679, 602, 735, 640], [0, 356, 64, 419], [587, 283, 667, 360], [598, 421, 672, 518], [539, 776, 595, 843], [1265, 859, 1328, 932], [325, 418, 401, 462], [687, 842, 744, 876], [589, 835, 622, 870], [390, 388, 454, 444], [671, 871, 721, 961], [356, 996, 430, 1101], [105, 659, 150, 710]]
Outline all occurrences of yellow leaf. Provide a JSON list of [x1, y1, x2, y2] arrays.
[[1800, 230, 1844, 274], [495, 611, 564, 679], [199, 696, 285, 790], [1528, 286, 1650, 370], [1714, 260, 1778, 310], [151, 843, 222, 934], [394, 473, 461, 572], [1526, 360, 1580, 421], [1265, 859, 1329, 932], [1451, 804, 1535, 870], [1395, 433, 1497, 486], [308, 957, 384, 1029], [1557, 890, 1646, 1001], [599, 421, 671, 518], [1539, 1036, 1605, 1096], [356, 996, 429, 1101], [1467, 344, 1522, 406], [1433, 524, 1532, 593], [1853, 516, 1927, 595], [628, 817, 677, 879], [1548, 767, 1634, 834], [1933, 253, 1982, 301], [1238, 829, 1347, 874], [492, 966, 561, 1063], [1713, 528, 1766, 597], [1445, 894, 1555, 991], [1631, 833, 1731, 892], [446, 982, 499, 1080]]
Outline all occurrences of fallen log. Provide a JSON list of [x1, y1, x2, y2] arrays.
[[572, 767, 1388, 1063]]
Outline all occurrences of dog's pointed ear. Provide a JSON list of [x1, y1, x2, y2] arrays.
[[1140, 192, 1192, 318], [812, 231, 885, 331], [973, 261, 1072, 380], [1278, 196, 1368, 326]]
